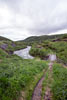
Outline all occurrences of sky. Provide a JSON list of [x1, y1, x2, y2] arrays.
[[0, 0, 67, 41]]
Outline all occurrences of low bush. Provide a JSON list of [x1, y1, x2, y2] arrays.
[[30, 47, 50, 59]]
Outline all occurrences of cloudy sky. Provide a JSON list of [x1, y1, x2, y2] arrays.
[[0, 0, 67, 41]]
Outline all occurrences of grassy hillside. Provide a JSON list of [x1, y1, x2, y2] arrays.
[[0, 36, 27, 55], [52, 63, 67, 100], [0, 53, 48, 100], [0, 34, 67, 100], [30, 34, 67, 65], [0, 36, 11, 41], [22, 34, 67, 43], [0, 36, 48, 100]]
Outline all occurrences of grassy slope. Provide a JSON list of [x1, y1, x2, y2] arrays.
[[0, 36, 11, 41], [30, 34, 67, 65], [22, 34, 67, 43], [52, 63, 67, 100], [49, 41, 67, 64], [0, 55, 48, 100], [0, 36, 48, 100], [41, 63, 67, 100], [0, 36, 27, 55], [0, 34, 67, 100]]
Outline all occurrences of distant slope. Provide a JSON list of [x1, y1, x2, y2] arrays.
[[22, 34, 67, 43], [0, 36, 27, 53], [0, 36, 11, 41]]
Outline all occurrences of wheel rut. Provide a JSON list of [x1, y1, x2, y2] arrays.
[[44, 62, 53, 100], [32, 73, 46, 100], [32, 54, 56, 100]]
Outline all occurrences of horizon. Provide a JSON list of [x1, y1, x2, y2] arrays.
[[0, 32, 66, 41]]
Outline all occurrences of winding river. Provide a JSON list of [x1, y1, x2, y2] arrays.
[[14, 46, 56, 61], [14, 46, 34, 59]]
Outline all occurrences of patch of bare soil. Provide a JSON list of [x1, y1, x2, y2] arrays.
[[32, 54, 56, 100], [18, 91, 25, 100], [32, 74, 45, 100], [0, 59, 2, 62], [32, 61, 53, 100], [48, 62, 53, 71], [44, 87, 52, 100]]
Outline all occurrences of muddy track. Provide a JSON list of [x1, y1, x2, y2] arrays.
[[44, 87, 52, 100], [32, 65, 52, 100], [32, 73, 46, 100], [32, 54, 56, 100]]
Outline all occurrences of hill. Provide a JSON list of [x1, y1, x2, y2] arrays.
[[0, 36, 11, 41], [22, 34, 67, 43]]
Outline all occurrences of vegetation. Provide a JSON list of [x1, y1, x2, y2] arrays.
[[0, 48, 8, 59], [41, 63, 67, 100], [0, 36, 27, 55], [0, 34, 67, 100], [30, 34, 67, 65], [22, 34, 67, 43], [49, 41, 67, 65], [0, 36, 11, 41], [42, 69, 49, 99], [30, 47, 50, 59], [0, 52, 48, 100], [52, 63, 67, 100]]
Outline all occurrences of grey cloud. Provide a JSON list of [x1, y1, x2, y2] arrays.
[[0, 0, 67, 40]]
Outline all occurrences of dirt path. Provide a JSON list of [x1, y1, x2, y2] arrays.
[[32, 54, 56, 100], [32, 73, 45, 100], [0, 59, 2, 63], [44, 62, 53, 100], [44, 54, 56, 100], [44, 87, 52, 100]]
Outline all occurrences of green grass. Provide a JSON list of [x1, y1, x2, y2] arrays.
[[0, 38, 27, 55], [0, 34, 67, 100], [41, 65, 53, 100], [29, 46, 52, 60], [41, 69, 49, 100], [0, 48, 8, 59], [30, 40, 67, 65], [49, 41, 67, 65], [0, 55, 48, 100], [41, 63, 67, 100], [52, 63, 67, 100]]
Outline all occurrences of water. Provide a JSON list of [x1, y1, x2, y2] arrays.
[[14, 46, 34, 59], [49, 54, 56, 61]]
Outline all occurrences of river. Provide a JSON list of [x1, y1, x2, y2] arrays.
[[14, 46, 34, 59], [14, 46, 56, 61]]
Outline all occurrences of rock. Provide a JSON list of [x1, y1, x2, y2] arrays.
[[0, 44, 8, 50]]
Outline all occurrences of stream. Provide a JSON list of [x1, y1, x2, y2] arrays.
[[14, 46, 56, 61], [14, 46, 34, 59]]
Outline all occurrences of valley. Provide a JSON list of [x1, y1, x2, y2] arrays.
[[0, 34, 67, 100]]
